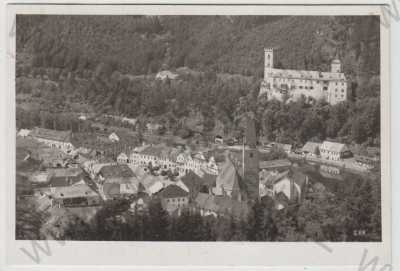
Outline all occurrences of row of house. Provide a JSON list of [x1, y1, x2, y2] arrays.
[[301, 140, 352, 160], [117, 144, 219, 177]]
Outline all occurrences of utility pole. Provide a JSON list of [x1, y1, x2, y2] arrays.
[[242, 134, 245, 178]]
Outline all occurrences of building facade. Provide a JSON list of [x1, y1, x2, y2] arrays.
[[127, 145, 218, 176], [259, 48, 348, 105], [319, 141, 351, 161], [30, 127, 74, 153]]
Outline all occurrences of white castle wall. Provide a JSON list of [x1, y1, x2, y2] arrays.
[[259, 49, 347, 105]]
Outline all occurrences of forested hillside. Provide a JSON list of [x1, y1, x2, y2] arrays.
[[15, 15, 381, 147], [17, 15, 379, 76]]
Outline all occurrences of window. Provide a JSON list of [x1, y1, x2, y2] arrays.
[[249, 153, 254, 158], [341, 89, 344, 93]]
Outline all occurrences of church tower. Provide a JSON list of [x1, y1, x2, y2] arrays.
[[264, 48, 274, 78], [242, 115, 260, 202], [331, 58, 341, 73]]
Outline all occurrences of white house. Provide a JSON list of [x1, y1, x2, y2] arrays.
[[155, 70, 179, 81], [117, 152, 129, 164], [122, 117, 137, 126], [108, 132, 120, 142], [17, 129, 31, 137], [319, 141, 351, 161]]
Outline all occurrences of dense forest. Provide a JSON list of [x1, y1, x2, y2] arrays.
[[15, 15, 381, 147]]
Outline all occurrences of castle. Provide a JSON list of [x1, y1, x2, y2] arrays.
[[259, 48, 348, 105]]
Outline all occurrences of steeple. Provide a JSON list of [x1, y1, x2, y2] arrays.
[[241, 114, 259, 202], [331, 51, 342, 73], [264, 48, 274, 79]]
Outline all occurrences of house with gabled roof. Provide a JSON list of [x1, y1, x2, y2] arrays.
[[17, 129, 31, 137], [117, 152, 129, 164], [181, 170, 215, 201], [30, 147, 72, 168], [301, 141, 321, 157], [51, 183, 101, 208], [34, 168, 87, 191], [30, 127, 74, 153], [260, 169, 309, 208], [159, 184, 189, 214], [108, 132, 120, 143], [319, 141, 352, 161], [98, 164, 139, 200], [194, 193, 249, 219]]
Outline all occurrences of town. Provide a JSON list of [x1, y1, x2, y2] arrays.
[[15, 14, 382, 242], [16, 83, 380, 240]]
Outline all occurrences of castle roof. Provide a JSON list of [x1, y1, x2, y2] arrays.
[[267, 68, 346, 81]]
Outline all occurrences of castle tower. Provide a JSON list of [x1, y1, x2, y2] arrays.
[[264, 48, 274, 78], [331, 58, 341, 73]]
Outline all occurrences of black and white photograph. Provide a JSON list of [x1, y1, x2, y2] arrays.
[[2, 2, 395, 269], [14, 13, 383, 242]]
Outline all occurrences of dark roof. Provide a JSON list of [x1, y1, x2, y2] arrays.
[[259, 159, 292, 170], [103, 183, 121, 197], [302, 142, 321, 154], [49, 176, 83, 187], [52, 184, 98, 199], [160, 184, 189, 199], [30, 127, 72, 143], [181, 171, 203, 191], [181, 171, 216, 190], [262, 168, 308, 189], [201, 172, 217, 187], [42, 168, 86, 187], [99, 164, 135, 179]]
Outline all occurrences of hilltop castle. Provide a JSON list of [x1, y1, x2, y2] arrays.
[[259, 48, 348, 105]]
